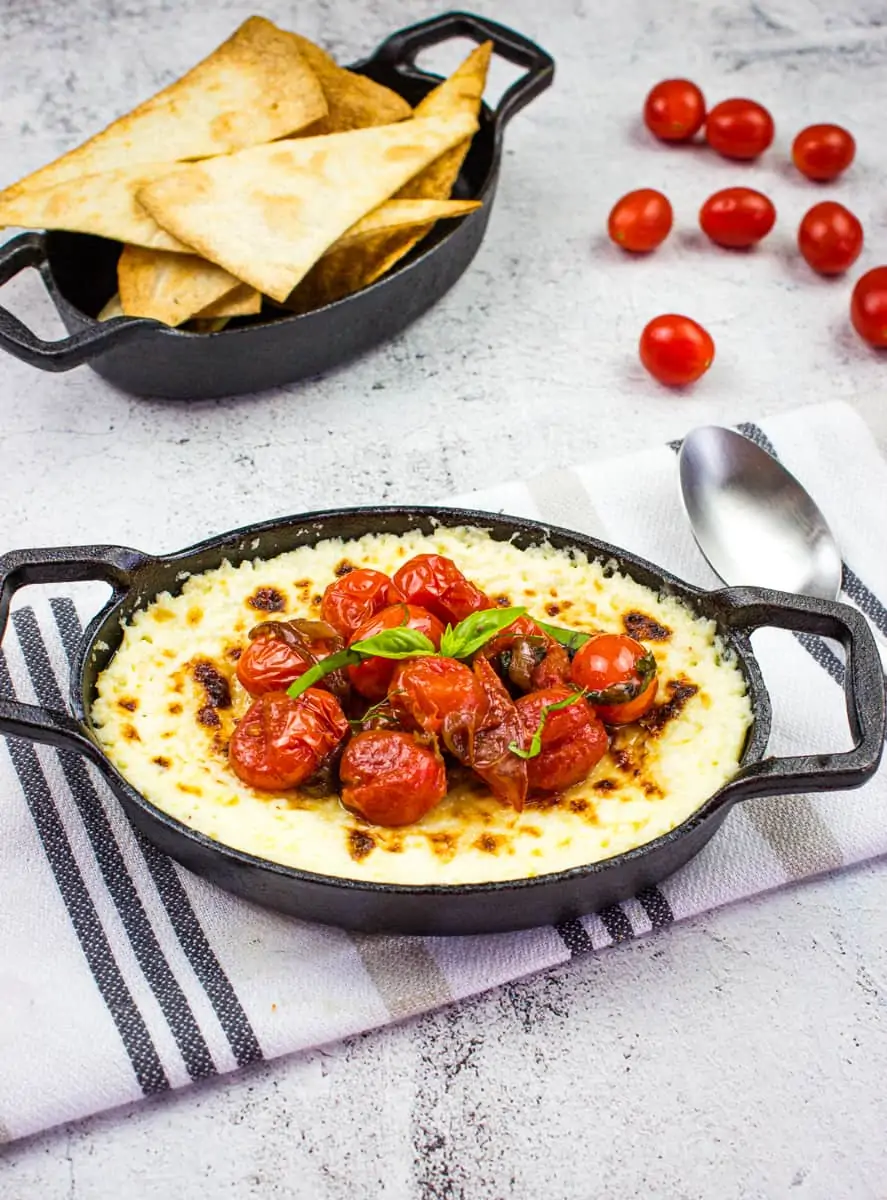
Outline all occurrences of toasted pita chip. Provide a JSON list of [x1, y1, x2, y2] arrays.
[[98, 293, 124, 321], [117, 197, 480, 324], [194, 283, 261, 319], [137, 112, 478, 302], [285, 197, 482, 313], [0, 163, 190, 250], [118, 244, 241, 324], [286, 33, 411, 133], [303, 43, 492, 300], [0, 18, 326, 202]]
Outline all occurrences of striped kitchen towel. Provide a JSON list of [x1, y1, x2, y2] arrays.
[[1, 400, 885, 1142]]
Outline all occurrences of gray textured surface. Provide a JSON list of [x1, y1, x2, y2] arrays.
[[1, 0, 887, 1195]]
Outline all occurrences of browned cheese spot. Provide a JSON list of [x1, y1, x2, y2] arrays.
[[348, 828, 376, 861], [521, 825, 542, 838], [248, 586, 286, 612], [639, 679, 699, 736], [294, 578, 312, 588], [611, 749, 634, 774], [152, 756, 171, 769], [642, 781, 663, 798], [623, 611, 672, 642], [118, 698, 137, 712], [192, 660, 232, 709], [226, 646, 243, 662], [429, 832, 457, 861], [334, 561, 354, 577], [153, 608, 174, 623], [546, 602, 561, 616], [168, 702, 183, 715], [311, 595, 322, 608], [569, 798, 589, 814], [187, 606, 204, 626], [526, 792, 562, 812], [593, 778, 617, 792], [494, 594, 512, 608], [474, 832, 503, 854], [197, 706, 221, 728], [524, 588, 537, 597], [121, 723, 140, 742], [176, 783, 203, 796]]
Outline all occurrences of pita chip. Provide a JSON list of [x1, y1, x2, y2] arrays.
[[0, 164, 189, 250], [285, 197, 482, 313], [118, 244, 243, 324], [137, 112, 478, 301], [194, 283, 261, 319], [0, 18, 326, 202], [286, 33, 412, 133], [300, 43, 492, 299]]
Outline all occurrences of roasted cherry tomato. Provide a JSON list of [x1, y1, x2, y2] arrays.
[[340, 730, 447, 826], [392, 554, 489, 626], [607, 189, 673, 253], [639, 314, 714, 387], [516, 687, 609, 793], [571, 634, 659, 725], [229, 688, 348, 791], [705, 98, 774, 160], [792, 124, 855, 182], [850, 267, 887, 348], [699, 187, 776, 249], [643, 78, 706, 142], [477, 615, 570, 693], [320, 569, 405, 640], [390, 656, 486, 736], [798, 202, 863, 276], [347, 604, 445, 700], [236, 637, 312, 696]]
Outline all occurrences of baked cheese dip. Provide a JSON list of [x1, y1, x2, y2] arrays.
[[91, 526, 753, 885]]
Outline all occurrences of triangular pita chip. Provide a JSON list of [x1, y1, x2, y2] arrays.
[[137, 112, 478, 301], [301, 43, 492, 300], [194, 283, 261, 319], [286, 33, 411, 133], [0, 164, 189, 250], [116, 198, 479, 324], [285, 198, 482, 313], [0, 18, 326, 201]]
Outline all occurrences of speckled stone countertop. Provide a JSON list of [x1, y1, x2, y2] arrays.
[[1, 0, 886, 1196]]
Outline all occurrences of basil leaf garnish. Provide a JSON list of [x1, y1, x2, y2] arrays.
[[287, 647, 361, 699], [439, 606, 527, 659], [351, 627, 437, 659], [508, 690, 587, 760], [534, 619, 592, 653]]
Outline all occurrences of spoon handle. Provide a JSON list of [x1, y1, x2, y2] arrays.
[[702, 587, 885, 808]]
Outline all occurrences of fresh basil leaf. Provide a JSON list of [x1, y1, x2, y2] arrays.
[[440, 606, 527, 659], [287, 648, 360, 699], [508, 690, 587, 760], [535, 619, 592, 653], [351, 627, 437, 659]]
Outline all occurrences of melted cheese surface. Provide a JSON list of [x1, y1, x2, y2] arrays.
[[91, 527, 753, 884]]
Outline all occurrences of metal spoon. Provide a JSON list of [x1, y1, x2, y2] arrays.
[[678, 425, 843, 601]]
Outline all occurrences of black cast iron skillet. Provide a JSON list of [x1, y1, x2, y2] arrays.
[[0, 507, 883, 935], [0, 12, 553, 400]]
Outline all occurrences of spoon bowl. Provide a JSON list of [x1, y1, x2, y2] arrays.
[[678, 425, 843, 601]]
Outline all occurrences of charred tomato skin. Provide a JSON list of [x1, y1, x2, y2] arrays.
[[340, 730, 447, 826], [389, 656, 486, 736], [320, 569, 405, 640], [392, 554, 489, 625], [229, 688, 349, 791]]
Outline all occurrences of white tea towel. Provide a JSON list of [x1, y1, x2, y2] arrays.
[[0, 400, 884, 1142]]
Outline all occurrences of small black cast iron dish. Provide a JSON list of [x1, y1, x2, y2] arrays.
[[0, 12, 554, 400], [0, 507, 883, 935]]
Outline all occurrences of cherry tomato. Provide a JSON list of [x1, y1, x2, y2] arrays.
[[608, 189, 673, 253], [392, 554, 489, 626], [320, 569, 405, 639], [229, 688, 348, 791], [639, 314, 714, 387], [571, 634, 659, 725], [850, 267, 887, 348], [798, 202, 863, 276], [347, 604, 445, 700], [515, 687, 609, 793], [699, 187, 776, 249], [705, 98, 774, 160], [390, 656, 486, 736], [792, 124, 855, 182], [340, 730, 447, 826], [643, 78, 706, 142], [237, 637, 312, 696]]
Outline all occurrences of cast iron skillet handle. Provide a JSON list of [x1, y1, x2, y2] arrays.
[[368, 11, 554, 127], [0, 231, 156, 372], [0, 544, 149, 759], [708, 586, 885, 807]]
